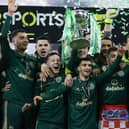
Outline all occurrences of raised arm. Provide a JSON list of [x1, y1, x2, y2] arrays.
[[96, 47, 125, 83], [41, 83, 69, 101], [1, 0, 18, 37], [0, 0, 18, 70], [34, 75, 72, 105]]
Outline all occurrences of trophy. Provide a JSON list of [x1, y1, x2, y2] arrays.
[[70, 9, 90, 49]]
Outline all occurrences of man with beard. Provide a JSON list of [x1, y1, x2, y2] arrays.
[[26, 35, 51, 129], [95, 38, 112, 71], [99, 47, 129, 129], [33, 51, 71, 129], [32, 35, 51, 72], [67, 46, 90, 77], [1, 0, 37, 129], [68, 46, 124, 129]]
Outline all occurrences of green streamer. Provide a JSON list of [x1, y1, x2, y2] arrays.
[[60, 8, 76, 65], [89, 14, 101, 55]]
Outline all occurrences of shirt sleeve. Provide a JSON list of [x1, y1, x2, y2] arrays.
[[95, 56, 121, 84], [1, 15, 12, 37], [41, 83, 68, 101], [0, 15, 12, 71]]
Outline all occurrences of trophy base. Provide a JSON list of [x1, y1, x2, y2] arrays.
[[70, 38, 90, 49]]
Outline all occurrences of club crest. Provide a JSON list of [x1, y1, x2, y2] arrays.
[[117, 70, 125, 77], [55, 76, 62, 83]]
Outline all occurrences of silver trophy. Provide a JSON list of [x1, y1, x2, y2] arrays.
[[70, 9, 90, 49]]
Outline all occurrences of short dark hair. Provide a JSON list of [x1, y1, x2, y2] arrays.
[[78, 57, 93, 66], [46, 51, 60, 62], [101, 37, 112, 41], [11, 29, 26, 40], [36, 35, 50, 43], [108, 47, 117, 55]]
